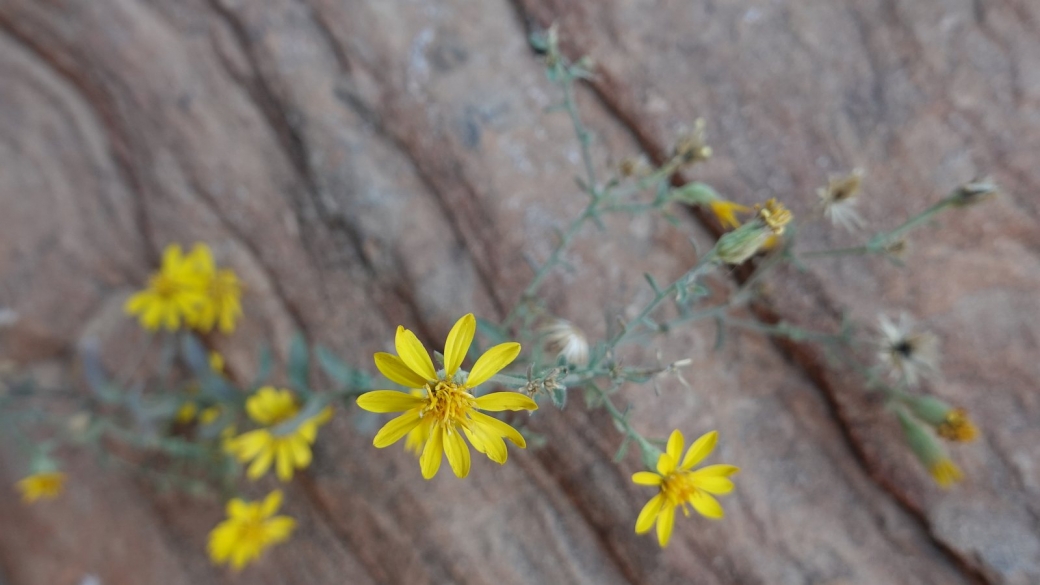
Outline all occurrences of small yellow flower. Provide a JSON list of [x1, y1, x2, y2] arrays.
[[936, 409, 978, 442], [356, 313, 538, 479], [632, 430, 739, 547], [124, 244, 209, 331], [227, 387, 333, 482], [929, 459, 964, 489], [16, 471, 66, 503], [628, 428, 736, 545], [208, 490, 295, 570], [186, 245, 243, 334], [175, 401, 199, 424], [709, 200, 752, 230]]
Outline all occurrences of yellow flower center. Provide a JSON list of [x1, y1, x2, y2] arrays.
[[756, 198, 793, 235], [237, 517, 269, 547], [151, 273, 179, 297], [420, 380, 476, 426], [660, 471, 699, 507]]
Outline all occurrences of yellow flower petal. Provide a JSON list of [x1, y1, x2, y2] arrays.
[[395, 326, 438, 382], [247, 448, 274, 480], [666, 429, 685, 463], [468, 410, 526, 448], [463, 424, 507, 464], [374, 352, 429, 389], [681, 430, 718, 470], [289, 436, 313, 469], [420, 424, 444, 479], [373, 409, 422, 448], [466, 342, 521, 388], [474, 392, 538, 412], [691, 475, 734, 495], [265, 516, 296, 541], [656, 453, 677, 475], [356, 390, 426, 413], [693, 464, 739, 477], [260, 490, 283, 517], [656, 503, 676, 547], [442, 426, 471, 478], [635, 493, 663, 534], [276, 441, 294, 481], [690, 491, 725, 519], [443, 313, 476, 378], [631, 471, 663, 486]]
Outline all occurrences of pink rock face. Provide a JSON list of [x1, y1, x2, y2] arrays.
[[0, 0, 1037, 584]]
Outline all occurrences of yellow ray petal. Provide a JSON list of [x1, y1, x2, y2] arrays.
[[466, 342, 521, 388], [442, 426, 471, 478], [691, 475, 734, 495], [468, 410, 526, 448], [631, 471, 663, 486], [635, 493, 664, 534], [656, 503, 676, 547], [372, 409, 422, 448], [690, 491, 725, 519], [356, 390, 426, 413], [395, 326, 438, 381], [464, 424, 507, 464], [443, 313, 476, 378], [693, 464, 740, 477], [420, 424, 444, 479], [374, 352, 429, 389], [247, 448, 274, 480], [656, 453, 677, 475], [260, 490, 283, 517], [474, 392, 538, 412], [266, 516, 296, 541], [681, 430, 718, 470], [276, 441, 294, 481], [666, 429, 685, 462]]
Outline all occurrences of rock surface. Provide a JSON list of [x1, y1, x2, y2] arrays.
[[0, 0, 1038, 583]]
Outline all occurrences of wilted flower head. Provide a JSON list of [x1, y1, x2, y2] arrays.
[[902, 394, 978, 443], [670, 182, 750, 230], [949, 178, 999, 207], [542, 319, 590, 366], [877, 314, 940, 387], [756, 198, 793, 235], [673, 118, 712, 164], [817, 169, 865, 231], [896, 408, 963, 489]]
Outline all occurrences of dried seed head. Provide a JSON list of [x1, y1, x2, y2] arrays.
[[950, 178, 999, 207], [877, 314, 940, 387], [817, 169, 865, 231], [673, 118, 712, 164], [542, 319, 590, 367]]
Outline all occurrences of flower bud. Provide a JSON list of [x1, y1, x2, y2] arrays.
[[716, 221, 773, 264], [949, 179, 998, 207], [896, 408, 963, 489]]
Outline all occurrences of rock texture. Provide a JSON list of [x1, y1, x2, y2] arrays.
[[0, 0, 1038, 584]]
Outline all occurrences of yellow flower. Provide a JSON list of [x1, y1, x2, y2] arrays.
[[186, 245, 243, 334], [124, 244, 209, 331], [16, 471, 66, 503], [632, 430, 739, 548], [756, 198, 793, 235], [356, 313, 538, 479], [930, 458, 964, 489], [708, 200, 752, 230], [208, 490, 295, 570], [936, 409, 978, 442], [227, 387, 333, 482]]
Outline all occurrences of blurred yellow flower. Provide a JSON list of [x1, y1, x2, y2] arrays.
[[124, 243, 209, 331], [632, 430, 739, 547], [930, 458, 963, 488], [208, 490, 295, 570], [16, 471, 66, 503], [227, 387, 332, 482], [186, 245, 242, 334], [936, 409, 978, 442], [356, 313, 537, 479]]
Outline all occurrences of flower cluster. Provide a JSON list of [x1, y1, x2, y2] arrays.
[[125, 243, 242, 333]]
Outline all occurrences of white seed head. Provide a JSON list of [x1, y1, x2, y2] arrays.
[[541, 319, 590, 367]]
